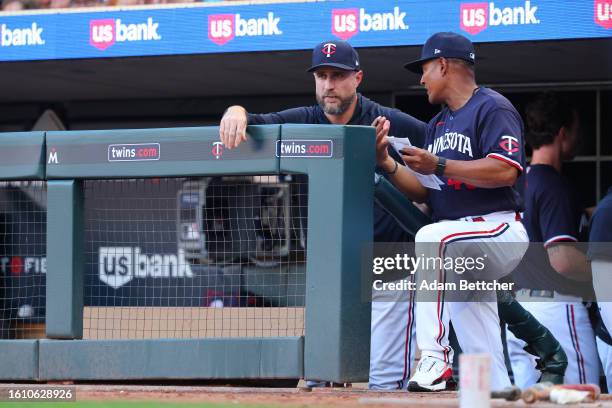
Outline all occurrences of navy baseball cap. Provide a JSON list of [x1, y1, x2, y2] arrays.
[[404, 32, 475, 73], [307, 40, 361, 72]]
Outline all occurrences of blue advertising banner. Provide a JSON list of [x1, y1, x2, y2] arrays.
[[0, 0, 610, 62]]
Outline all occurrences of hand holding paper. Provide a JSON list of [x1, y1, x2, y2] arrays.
[[387, 136, 444, 190]]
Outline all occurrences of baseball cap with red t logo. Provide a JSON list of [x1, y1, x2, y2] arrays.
[[307, 40, 361, 72]]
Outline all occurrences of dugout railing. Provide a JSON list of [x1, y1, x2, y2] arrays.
[[0, 125, 374, 383]]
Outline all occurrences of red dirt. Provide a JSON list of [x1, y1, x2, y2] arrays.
[[65, 384, 612, 408]]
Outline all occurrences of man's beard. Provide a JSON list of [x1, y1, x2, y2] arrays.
[[316, 92, 356, 115]]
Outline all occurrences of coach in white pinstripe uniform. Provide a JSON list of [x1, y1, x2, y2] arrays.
[[379, 32, 530, 391]]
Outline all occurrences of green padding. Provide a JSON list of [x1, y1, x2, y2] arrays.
[[38, 337, 303, 380], [0, 340, 38, 380], [46, 180, 84, 339], [280, 125, 374, 383], [0, 132, 45, 180], [45, 126, 280, 179]]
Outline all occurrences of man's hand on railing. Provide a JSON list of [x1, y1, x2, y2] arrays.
[[219, 105, 248, 149]]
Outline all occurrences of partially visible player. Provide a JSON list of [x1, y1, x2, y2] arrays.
[[506, 92, 599, 387], [379, 32, 529, 391], [220, 39, 425, 390], [589, 186, 612, 390]]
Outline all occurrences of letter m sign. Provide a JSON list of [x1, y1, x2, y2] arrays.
[[47, 148, 58, 164]]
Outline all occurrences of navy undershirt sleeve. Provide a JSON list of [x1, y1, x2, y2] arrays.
[[247, 107, 314, 125], [385, 109, 427, 148]]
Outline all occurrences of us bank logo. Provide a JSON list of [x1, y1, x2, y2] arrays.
[[460, 1, 540, 35], [595, 0, 612, 29], [99, 247, 193, 289], [332, 7, 409, 41], [1, 22, 45, 47], [208, 12, 282, 46], [90, 18, 161, 51]]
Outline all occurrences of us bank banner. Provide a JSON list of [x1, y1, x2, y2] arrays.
[[0, 0, 610, 61]]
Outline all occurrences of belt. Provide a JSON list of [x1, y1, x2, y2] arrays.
[[516, 288, 583, 302], [526, 289, 554, 298], [456, 211, 522, 223]]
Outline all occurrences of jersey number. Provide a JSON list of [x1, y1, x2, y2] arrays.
[[447, 179, 475, 190]]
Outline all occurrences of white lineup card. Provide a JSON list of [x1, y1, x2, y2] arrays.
[[387, 136, 444, 190]]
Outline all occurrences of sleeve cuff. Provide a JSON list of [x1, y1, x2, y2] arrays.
[[544, 235, 578, 248], [487, 153, 524, 173]]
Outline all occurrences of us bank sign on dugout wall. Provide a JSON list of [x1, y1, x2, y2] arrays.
[[0, 0, 610, 62]]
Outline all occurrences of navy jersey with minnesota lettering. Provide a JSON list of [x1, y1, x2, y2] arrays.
[[424, 87, 525, 221], [246, 93, 427, 242], [515, 164, 593, 297]]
